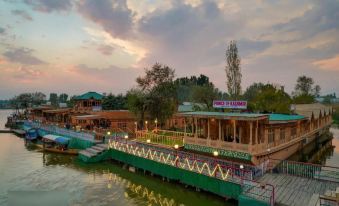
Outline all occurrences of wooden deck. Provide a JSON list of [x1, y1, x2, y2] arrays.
[[258, 173, 339, 206]]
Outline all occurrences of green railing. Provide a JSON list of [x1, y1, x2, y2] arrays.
[[269, 158, 339, 182]]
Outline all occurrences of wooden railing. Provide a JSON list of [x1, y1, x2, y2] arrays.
[[135, 130, 184, 147]]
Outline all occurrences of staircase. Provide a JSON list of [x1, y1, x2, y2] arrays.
[[79, 144, 109, 162], [308, 187, 339, 206]]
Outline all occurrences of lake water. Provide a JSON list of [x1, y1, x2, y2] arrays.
[[0, 110, 338, 206], [0, 110, 228, 206]]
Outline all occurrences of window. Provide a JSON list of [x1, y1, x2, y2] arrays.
[[268, 128, 275, 143], [117, 122, 127, 131], [291, 127, 297, 138], [280, 128, 285, 141]]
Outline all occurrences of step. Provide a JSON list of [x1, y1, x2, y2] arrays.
[[79, 150, 96, 158], [324, 190, 336, 198], [87, 148, 100, 154], [92, 146, 106, 151], [307, 194, 319, 206], [96, 144, 108, 149]]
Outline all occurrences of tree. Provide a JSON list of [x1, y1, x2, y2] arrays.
[[129, 63, 177, 125], [225, 40, 242, 100], [67, 95, 77, 107], [49, 93, 58, 107], [292, 76, 320, 103], [102, 93, 127, 110], [191, 85, 220, 110], [136, 63, 175, 91], [253, 85, 291, 113], [243, 83, 291, 113], [59, 93, 68, 103]]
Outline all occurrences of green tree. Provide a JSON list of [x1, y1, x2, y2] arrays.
[[191, 85, 220, 110], [59, 93, 68, 103], [129, 63, 177, 125], [67, 95, 77, 108], [225, 40, 242, 100], [292, 76, 320, 103], [102, 93, 127, 110], [243, 83, 291, 113], [253, 85, 291, 113], [49, 93, 58, 107]]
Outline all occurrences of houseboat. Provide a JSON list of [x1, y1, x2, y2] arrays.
[[136, 103, 333, 166]]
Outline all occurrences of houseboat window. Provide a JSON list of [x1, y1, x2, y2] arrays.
[[268, 128, 275, 143], [118, 122, 127, 131], [280, 128, 285, 140], [291, 127, 297, 138]]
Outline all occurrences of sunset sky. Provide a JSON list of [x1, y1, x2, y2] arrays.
[[0, 0, 338, 99]]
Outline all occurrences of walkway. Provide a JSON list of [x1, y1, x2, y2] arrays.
[[258, 173, 339, 206]]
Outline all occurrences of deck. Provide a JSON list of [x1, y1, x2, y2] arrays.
[[258, 173, 339, 206]]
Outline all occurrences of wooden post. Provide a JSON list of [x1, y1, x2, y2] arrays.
[[250, 121, 253, 145], [207, 118, 210, 140], [255, 120, 258, 144], [233, 120, 236, 143], [218, 119, 221, 141], [195, 117, 198, 138]]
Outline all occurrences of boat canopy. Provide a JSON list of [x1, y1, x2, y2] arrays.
[[43, 134, 70, 144]]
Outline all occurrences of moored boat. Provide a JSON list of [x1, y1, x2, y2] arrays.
[[40, 134, 78, 155]]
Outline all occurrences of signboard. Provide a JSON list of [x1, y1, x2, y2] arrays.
[[213, 100, 247, 109]]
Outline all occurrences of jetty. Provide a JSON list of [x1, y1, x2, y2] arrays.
[[0, 129, 12, 133]]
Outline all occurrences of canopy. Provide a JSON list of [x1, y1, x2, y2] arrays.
[[43, 134, 70, 145], [55, 137, 70, 145]]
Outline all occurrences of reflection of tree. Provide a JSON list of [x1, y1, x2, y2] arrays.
[[106, 173, 178, 206]]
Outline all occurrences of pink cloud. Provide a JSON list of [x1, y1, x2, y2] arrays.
[[313, 55, 339, 71]]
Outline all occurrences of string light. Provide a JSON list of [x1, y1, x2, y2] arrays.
[[108, 140, 233, 181]]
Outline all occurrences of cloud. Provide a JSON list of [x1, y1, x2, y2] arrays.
[[272, 0, 339, 42], [13, 66, 44, 80], [3, 47, 46, 65], [0, 27, 5, 34], [23, 0, 72, 12], [313, 55, 339, 71], [97, 44, 114, 56], [11, 9, 33, 21], [78, 0, 135, 39]]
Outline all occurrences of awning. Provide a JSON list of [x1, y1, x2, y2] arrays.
[[55, 137, 70, 145]]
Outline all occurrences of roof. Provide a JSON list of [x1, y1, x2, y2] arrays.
[[268, 114, 305, 121], [43, 134, 70, 144], [178, 102, 206, 112], [73, 114, 101, 120], [43, 108, 71, 113], [179, 112, 268, 120], [74, 92, 103, 100], [294, 103, 332, 119]]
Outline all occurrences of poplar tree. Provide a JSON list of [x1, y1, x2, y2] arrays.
[[225, 40, 242, 100]]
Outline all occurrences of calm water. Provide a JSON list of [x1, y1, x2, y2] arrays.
[[0, 110, 228, 206]]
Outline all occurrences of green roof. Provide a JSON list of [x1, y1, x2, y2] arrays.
[[180, 111, 306, 122], [268, 114, 305, 121], [74, 92, 103, 100], [180, 111, 267, 119]]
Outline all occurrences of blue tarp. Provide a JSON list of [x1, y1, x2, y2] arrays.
[[25, 129, 38, 140], [55, 137, 70, 145]]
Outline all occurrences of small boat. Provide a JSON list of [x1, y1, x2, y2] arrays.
[[25, 128, 38, 141], [40, 134, 78, 155]]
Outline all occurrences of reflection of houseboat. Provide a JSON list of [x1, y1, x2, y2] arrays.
[[39, 134, 78, 155]]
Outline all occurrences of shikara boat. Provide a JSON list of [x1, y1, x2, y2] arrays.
[[39, 134, 79, 155]]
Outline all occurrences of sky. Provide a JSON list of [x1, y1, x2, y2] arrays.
[[0, 0, 339, 99]]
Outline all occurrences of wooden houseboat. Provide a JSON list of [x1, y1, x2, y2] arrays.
[[136, 103, 333, 166]]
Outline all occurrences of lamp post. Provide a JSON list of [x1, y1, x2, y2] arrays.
[[155, 119, 158, 132], [145, 120, 148, 131], [124, 135, 128, 144], [134, 121, 137, 132], [174, 144, 179, 167]]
